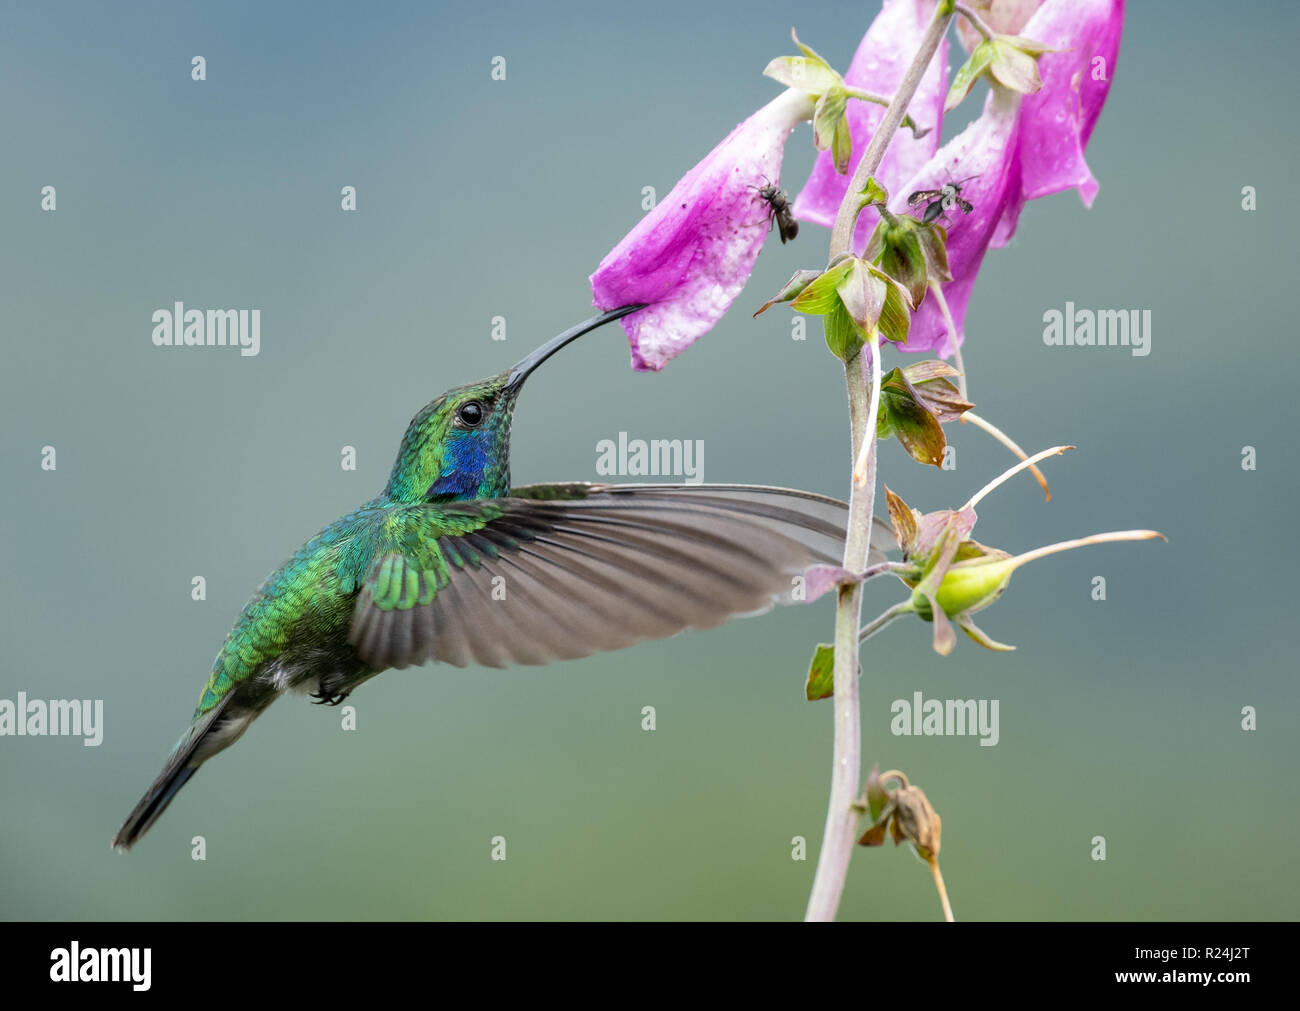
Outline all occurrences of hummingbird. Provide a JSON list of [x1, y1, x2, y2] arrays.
[[112, 304, 884, 850]]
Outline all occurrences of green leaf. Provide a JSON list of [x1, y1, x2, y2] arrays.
[[945, 39, 995, 112], [804, 643, 835, 701]]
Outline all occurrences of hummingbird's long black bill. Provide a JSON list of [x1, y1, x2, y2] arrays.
[[505, 303, 647, 390]]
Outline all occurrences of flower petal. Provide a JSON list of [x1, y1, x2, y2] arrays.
[[887, 86, 1023, 354], [1019, 0, 1124, 200], [996, 0, 1124, 245], [590, 89, 812, 371], [792, 0, 948, 252]]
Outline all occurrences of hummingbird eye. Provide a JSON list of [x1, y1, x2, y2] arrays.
[[455, 400, 485, 428]]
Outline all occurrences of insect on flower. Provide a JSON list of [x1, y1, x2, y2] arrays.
[[907, 174, 978, 225], [754, 178, 799, 243]]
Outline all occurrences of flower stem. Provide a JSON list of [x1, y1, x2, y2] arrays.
[[955, 3, 995, 41], [805, 352, 873, 923], [852, 330, 882, 486], [926, 855, 956, 921], [806, 0, 956, 925], [858, 601, 912, 643], [929, 280, 967, 401], [844, 88, 928, 138]]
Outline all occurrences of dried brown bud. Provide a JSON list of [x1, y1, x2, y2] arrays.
[[857, 765, 941, 859], [890, 783, 942, 860]]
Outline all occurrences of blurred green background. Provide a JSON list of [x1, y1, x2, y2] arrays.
[[1, 0, 1295, 920]]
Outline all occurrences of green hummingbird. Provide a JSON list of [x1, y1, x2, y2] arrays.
[[112, 305, 882, 850]]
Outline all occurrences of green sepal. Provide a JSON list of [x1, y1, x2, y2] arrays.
[[876, 272, 913, 344], [915, 225, 953, 283], [880, 229, 928, 309], [762, 29, 843, 97], [946, 38, 996, 111], [946, 32, 1054, 111], [880, 387, 946, 466], [823, 299, 863, 362], [898, 360, 973, 422], [762, 55, 840, 94], [865, 764, 891, 822], [814, 84, 849, 154], [859, 176, 889, 206], [956, 613, 1017, 651], [988, 36, 1045, 94], [753, 269, 824, 317], [789, 259, 855, 315], [831, 112, 853, 174]]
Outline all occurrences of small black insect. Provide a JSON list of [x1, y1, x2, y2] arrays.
[[907, 174, 978, 225], [754, 179, 799, 244]]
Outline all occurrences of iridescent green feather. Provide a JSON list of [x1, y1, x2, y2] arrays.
[[192, 500, 506, 714], [193, 503, 386, 714], [361, 502, 503, 613]]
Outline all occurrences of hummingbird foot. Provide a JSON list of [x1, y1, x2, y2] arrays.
[[310, 688, 351, 706]]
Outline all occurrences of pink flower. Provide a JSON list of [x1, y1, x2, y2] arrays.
[[890, 0, 1124, 355], [590, 89, 812, 371], [792, 0, 948, 252]]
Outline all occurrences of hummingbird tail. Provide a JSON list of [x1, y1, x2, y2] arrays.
[[112, 692, 244, 852], [111, 762, 200, 852]]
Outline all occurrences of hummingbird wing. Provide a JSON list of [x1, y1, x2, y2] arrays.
[[347, 483, 893, 670]]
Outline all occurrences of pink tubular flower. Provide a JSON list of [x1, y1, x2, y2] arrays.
[[590, 89, 812, 371], [792, 0, 948, 251], [890, 0, 1124, 355], [887, 86, 1024, 357], [1014, 0, 1124, 215]]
